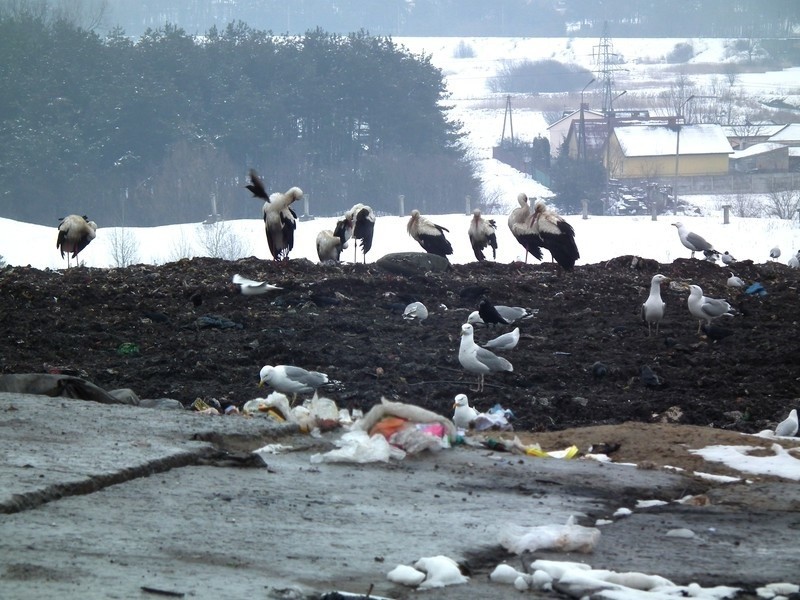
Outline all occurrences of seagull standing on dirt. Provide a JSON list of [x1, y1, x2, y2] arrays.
[[56, 214, 97, 266], [726, 272, 745, 288], [468, 209, 498, 261], [687, 284, 735, 333], [468, 305, 534, 326], [403, 301, 428, 324], [458, 323, 513, 392], [258, 365, 329, 398], [672, 222, 717, 259], [720, 251, 736, 265], [641, 274, 668, 336], [774, 409, 798, 437], [407, 209, 453, 257], [452, 394, 479, 431], [232, 274, 283, 296], [482, 327, 520, 352], [769, 246, 781, 261], [788, 251, 800, 269]]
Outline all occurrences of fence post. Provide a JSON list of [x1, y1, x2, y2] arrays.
[[398, 194, 405, 217], [581, 199, 588, 219], [722, 204, 731, 224], [466, 195, 471, 215]]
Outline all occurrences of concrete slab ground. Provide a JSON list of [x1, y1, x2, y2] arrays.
[[1, 393, 798, 599]]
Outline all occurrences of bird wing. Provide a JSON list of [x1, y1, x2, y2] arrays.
[[246, 169, 269, 200], [538, 231, 580, 270], [701, 297, 731, 317], [475, 347, 513, 372], [686, 231, 713, 251], [282, 366, 327, 387]]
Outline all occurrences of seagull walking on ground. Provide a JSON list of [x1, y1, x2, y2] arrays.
[[641, 274, 668, 336], [482, 327, 520, 352], [468, 305, 535, 326], [775, 409, 798, 437], [672, 222, 717, 259], [458, 323, 513, 392], [258, 365, 329, 400], [687, 284, 735, 333], [452, 394, 479, 431]]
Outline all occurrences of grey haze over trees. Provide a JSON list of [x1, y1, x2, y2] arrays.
[[94, 0, 800, 39], [0, 4, 479, 226]]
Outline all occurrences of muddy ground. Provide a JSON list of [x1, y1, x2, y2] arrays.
[[1, 253, 799, 470]]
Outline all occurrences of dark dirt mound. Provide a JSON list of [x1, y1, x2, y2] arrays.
[[1, 254, 798, 434]]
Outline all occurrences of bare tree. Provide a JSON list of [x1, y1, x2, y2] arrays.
[[765, 185, 800, 220], [716, 192, 763, 218], [195, 221, 250, 260], [108, 227, 140, 268]]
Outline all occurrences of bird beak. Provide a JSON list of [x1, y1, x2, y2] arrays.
[[258, 380, 265, 387]]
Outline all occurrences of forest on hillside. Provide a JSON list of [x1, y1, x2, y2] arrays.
[[74, 0, 800, 39], [0, 8, 480, 226]]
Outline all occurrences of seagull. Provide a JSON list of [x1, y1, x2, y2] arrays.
[[403, 301, 428, 324], [56, 214, 97, 266], [726, 272, 745, 288], [529, 199, 580, 270], [468, 305, 535, 326], [458, 323, 513, 392], [482, 327, 520, 352], [769, 245, 781, 261], [347, 204, 376, 263], [672, 222, 717, 259], [720, 251, 736, 265], [641, 273, 668, 336], [315, 229, 344, 263], [245, 169, 303, 261], [452, 394, 479, 431], [507, 192, 544, 263], [406, 209, 453, 257], [232, 274, 283, 295], [687, 284, 735, 333], [468, 209, 498, 261], [258, 365, 329, 398], [788, 251, 800, 269], [775, 409, 798, 437]]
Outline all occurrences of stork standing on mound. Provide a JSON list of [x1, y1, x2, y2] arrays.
[[507, 193, 543, 263], [468, 209, 498, 261], [529, 199, 580, 271], [407, 209, 453, 257], [336, 203, 375, 263], [56, 214, 97, 267], [245, 169, 303, 261]]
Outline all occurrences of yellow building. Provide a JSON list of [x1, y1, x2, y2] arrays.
[[605, 123, 733, 179]]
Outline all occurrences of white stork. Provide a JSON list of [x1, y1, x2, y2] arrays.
[[56, 214, 97, 267], [529, 199, 580, 271], [468, 209, 497, 261], [407, 209, 453, 257], [507, 193, 543, 263], [246, 169, 303, 261]]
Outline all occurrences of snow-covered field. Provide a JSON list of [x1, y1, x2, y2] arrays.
[[2, 36, 799, 270]]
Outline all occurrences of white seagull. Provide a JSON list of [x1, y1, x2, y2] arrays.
[[775, 409, 798, 437], [232, 274, 283, 295], [467, 306, 535, 326], [641, 274, 668, 336], [403, 301, 428, 324], [769, 245, 781, 260], [720, 251, 736, 265], [726, 272, 745, 288], [687, 284, 735, 333], [452, 394, 479, 431], [482, 327, 520, 352], [468, 209, 498, 261], [788, 251, 800, 269], [458, 323, 513, 392], [672, 222, 717, 259], [258, 365, 329, 398]]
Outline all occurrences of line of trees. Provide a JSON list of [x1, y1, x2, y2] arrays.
[[0, 7, 480, 226], [93, 0, 800, 39]]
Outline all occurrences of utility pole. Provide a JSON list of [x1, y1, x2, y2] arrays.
[[579, 78, 595, 163]]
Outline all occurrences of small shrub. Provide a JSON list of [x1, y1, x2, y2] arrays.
[[489, 59, 594, 94], [453, 40, 474, 59], [108, 227, 140, 268], [195, 221, 250, 260], [667, 42, 694, 64]]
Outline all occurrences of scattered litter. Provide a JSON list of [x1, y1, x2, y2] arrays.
[[745, 282, 767, 297], [613, 507, 633, 518], [665, 528, 696, 539], [413, 555, 469, 589], [310, 430, 404, 464], [756, 582, 799, 598], [117, 342, 139, 355], [636, 499, 667, 509], [387, 564, 426, 587], [479, 435, 579, 459], [498, 515, 601, 554], [192, 314, 244, 329]]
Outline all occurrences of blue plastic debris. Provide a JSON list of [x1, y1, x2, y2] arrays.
[[745, 282, 767, 297]]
